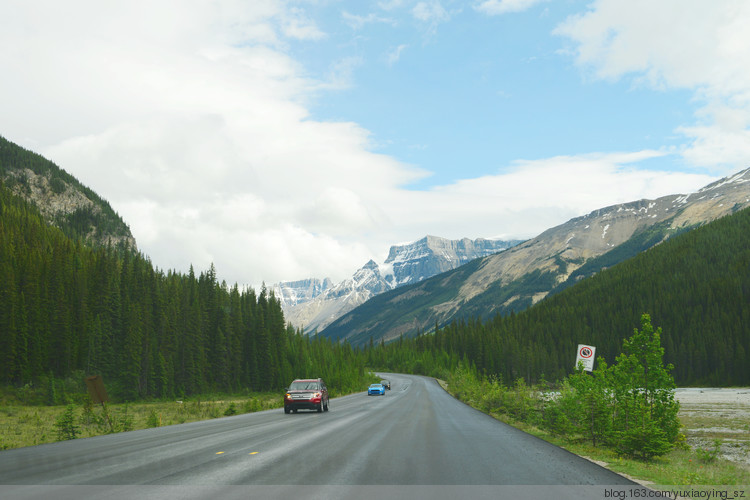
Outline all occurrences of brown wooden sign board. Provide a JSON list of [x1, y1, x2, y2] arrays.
[[85, 375, 109, 404]]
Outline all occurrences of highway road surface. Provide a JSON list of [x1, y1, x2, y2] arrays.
[[0, 374, 636, 499]]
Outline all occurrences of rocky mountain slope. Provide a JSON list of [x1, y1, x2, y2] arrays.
[[0, 135, 135, 249], [272, 236, 521, 333], [320, 168, 750, 346]]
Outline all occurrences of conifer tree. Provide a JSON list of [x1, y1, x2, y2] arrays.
[[609, 314, 679, 458]]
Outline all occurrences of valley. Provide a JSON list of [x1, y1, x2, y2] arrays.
[[2, 135, 750, 488], [3, 2, 750, 492]]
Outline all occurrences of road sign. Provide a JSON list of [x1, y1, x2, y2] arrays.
[[575, 344, 596, 372], [85, 375, 109, 404]]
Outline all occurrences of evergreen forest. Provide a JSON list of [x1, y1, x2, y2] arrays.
[[367, 205, 750, 387], [3, 151, 750, 407], [0, 183, 372, 400]]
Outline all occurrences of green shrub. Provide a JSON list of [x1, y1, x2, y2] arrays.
[[146, 409, 161, 428], [223, 403, 237, 416], [696, 439, 722, 464], [244, 399, 261, 413], [54, 405, 80, 441]]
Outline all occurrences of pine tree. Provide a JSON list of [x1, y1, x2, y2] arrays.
[[565, 358, 613, 447], [610, 314, 679, 459]]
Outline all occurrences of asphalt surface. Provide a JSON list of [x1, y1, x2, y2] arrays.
[[0, 374, 636, 499]]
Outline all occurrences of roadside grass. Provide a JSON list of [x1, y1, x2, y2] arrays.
[[0, 393, 283, 451], [497, 414, 750, 487], [0, 378, 378, 451]]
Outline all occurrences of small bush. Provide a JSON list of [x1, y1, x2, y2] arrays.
[[80, 399, 102, 427], [55, 405, 80, 441], [696, 439, 722, 463], [146, 409, 161, 428], [118, 405, 133, 432], [244, 399, 261, 413], [223, 403, 237, 416]]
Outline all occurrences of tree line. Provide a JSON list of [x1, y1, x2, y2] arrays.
[[0, 183, 372, 400]]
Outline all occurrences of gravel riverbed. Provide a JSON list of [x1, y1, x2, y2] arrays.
[[675, 388, 750, 469]]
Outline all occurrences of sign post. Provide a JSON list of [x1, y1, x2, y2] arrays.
[[575, 344, 596, 372], [85, 375, 113, 432]]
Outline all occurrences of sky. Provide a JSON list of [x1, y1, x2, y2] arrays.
[[2, 0, 750, 289]]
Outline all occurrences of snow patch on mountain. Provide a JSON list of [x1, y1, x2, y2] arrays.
[[272, 235, 522, 333]]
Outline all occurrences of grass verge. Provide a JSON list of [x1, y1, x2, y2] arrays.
[[1, 373, 380, 451], [0, 393, 283, 451]]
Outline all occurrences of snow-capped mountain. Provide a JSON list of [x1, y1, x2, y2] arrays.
[[271, 236, 521, 333], [270, 278, 334, 308], [382, 236, 520, 287], [320, 167, 750, 346]]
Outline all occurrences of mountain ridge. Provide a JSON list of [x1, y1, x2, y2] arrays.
[[320, 167, 750, 346], [0, 135, 136, 250], [272, 235, 522, 333]]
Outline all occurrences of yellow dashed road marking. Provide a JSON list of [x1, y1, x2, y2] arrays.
[[215, 451, 225, 455]]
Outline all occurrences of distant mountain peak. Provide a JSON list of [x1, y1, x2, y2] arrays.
[[273, 235, 522, 333]]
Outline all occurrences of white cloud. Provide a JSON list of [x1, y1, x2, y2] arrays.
[[398, 151, 715, 241], [324, 56, 365, 89], [0, 0, 428, 287], [554, 0, 750, 173], [0, 0, 732, 292], [412, 1, 452, 38], [299, 187, 379, 234], [412, 1, 450, 23], [678, 122, 750, 170], [475, 0, 547, 16], [342, 11, 397, 31], [386, 44, 409, 65], [378, 0, 406, 10], [280, 7, 327, 40]]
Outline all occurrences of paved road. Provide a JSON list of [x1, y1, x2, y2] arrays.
[[0, 374, 635, 499]]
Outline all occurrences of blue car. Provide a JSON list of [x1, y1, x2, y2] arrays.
[[368, 383, 385, 396]]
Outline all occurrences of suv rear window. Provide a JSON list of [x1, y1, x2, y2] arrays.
[[289, 381, 320, 390]]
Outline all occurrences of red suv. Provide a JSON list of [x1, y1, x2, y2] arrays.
[[284, 378, 329, 413]]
